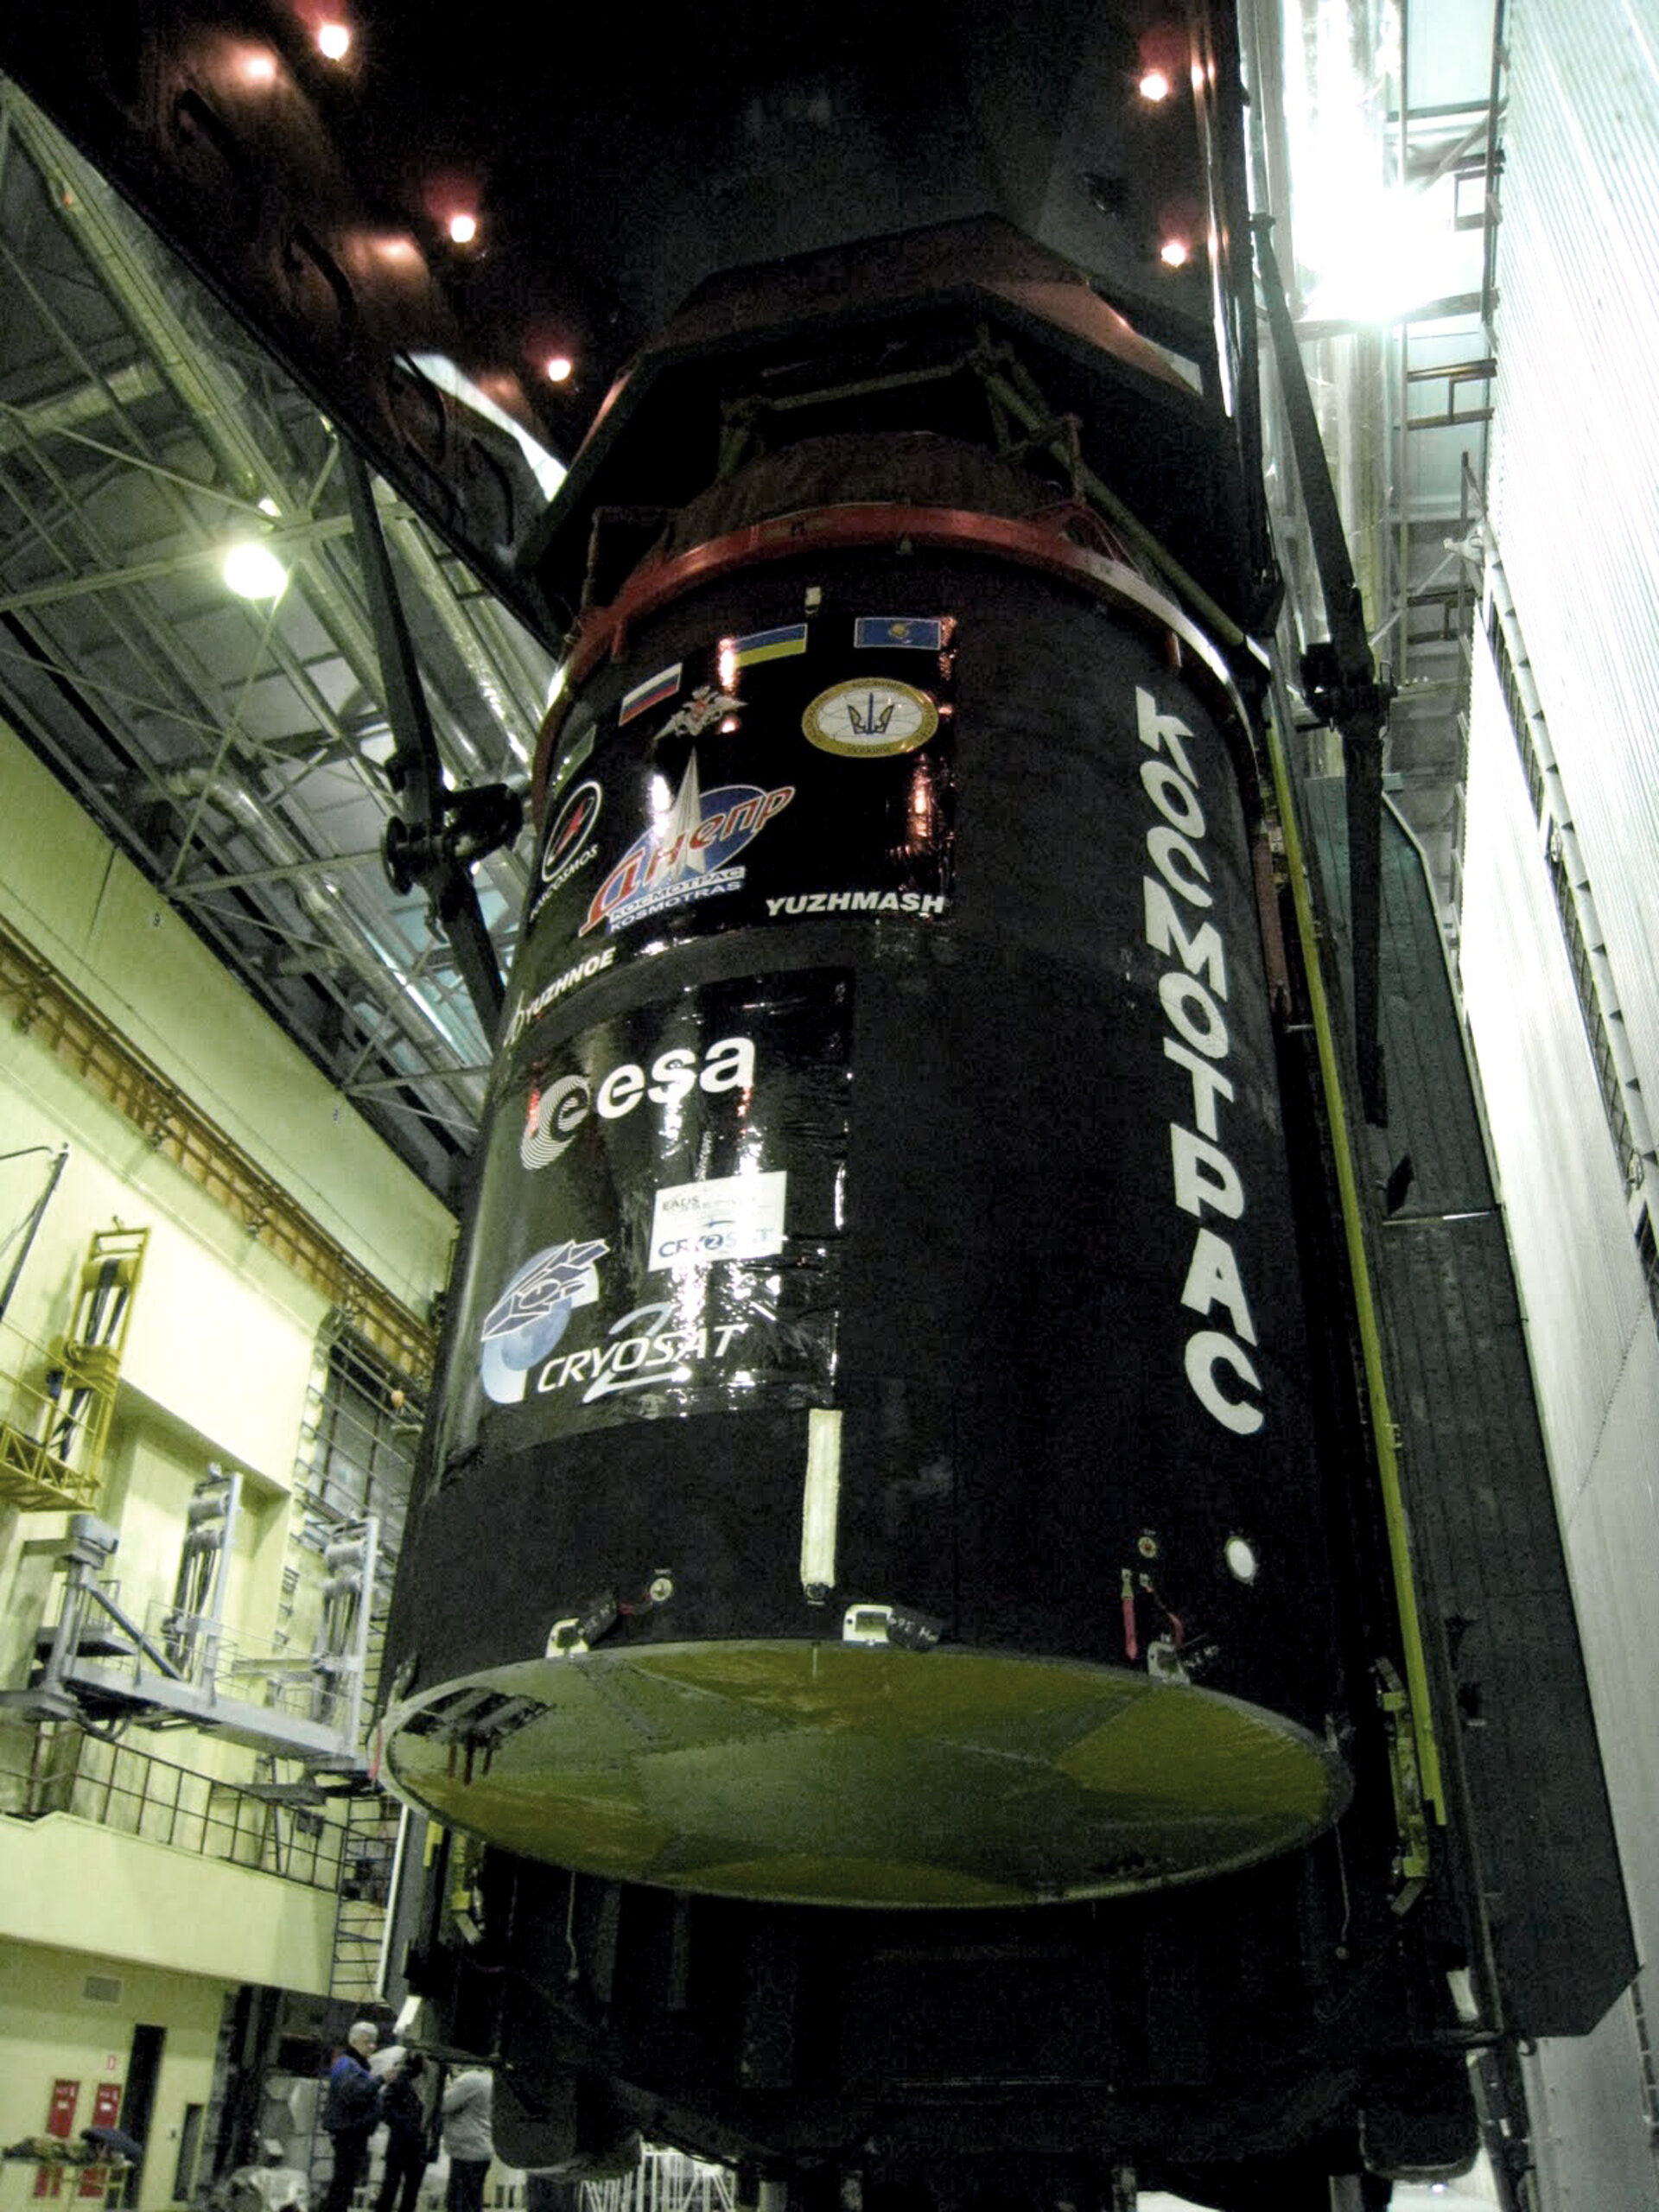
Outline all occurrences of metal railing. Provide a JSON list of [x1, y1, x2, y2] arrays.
[[0, 1312, 110, 1510], [579, 2152, 736, 2212], [5, 1730, 348, 1891]]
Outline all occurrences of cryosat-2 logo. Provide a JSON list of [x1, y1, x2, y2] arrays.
[[480, 1238, 607, 1404]]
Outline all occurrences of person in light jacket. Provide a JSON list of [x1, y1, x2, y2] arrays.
[[439, 2070, 493, 2212]]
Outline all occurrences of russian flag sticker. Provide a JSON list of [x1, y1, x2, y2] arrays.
[[620, 662, 683, 725]]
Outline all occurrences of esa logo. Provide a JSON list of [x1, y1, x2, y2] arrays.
[[520, 1033, 755, 1172], [479, 1238, 607, 1404]]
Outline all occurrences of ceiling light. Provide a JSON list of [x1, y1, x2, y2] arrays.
[[1139, 69, 1171, 101], [1160, 238, 1190, 268], [257, 496, 281, 518], [317, 22, 351, 60], [544, 355, 573, 384], [448, 213, 478, 246], [222, 541, 288, 600]]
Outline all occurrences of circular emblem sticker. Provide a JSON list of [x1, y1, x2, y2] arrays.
[[543, 779, 601, 881], [803, 678, 939, 759]]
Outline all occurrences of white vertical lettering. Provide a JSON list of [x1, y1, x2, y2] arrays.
[[1184, 1332, 1264, 1435], [1141, 760, 1206, 837], [1172, 1126, 1244, 1222], [1147, 825, 1214, 906], [1141, 685, 1265, 1438], [1179, 1228, 1258, 1344], [1164, 1039, 1235, 1140], [1160, 972, 1230, 1059], [1135, 686, 1199, 782], [1144, 879, 1229, 997]]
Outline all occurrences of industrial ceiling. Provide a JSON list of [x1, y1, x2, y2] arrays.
[[0, 78, 557, 1197], [0, 0, 1503, 1204]]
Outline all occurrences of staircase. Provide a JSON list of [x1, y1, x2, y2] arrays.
[[302, 1783, 407, 2212], [327, 1783, 405, 2008]]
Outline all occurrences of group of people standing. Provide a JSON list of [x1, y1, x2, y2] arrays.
[[321, 2022, 494, 2212]]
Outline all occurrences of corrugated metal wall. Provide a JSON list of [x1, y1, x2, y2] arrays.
[[1459, 643, 1647, 1493], [1484, 0, 1659, 1111], [1460, 3, 1659, 2195], [1462, 632, 1659, 2209]]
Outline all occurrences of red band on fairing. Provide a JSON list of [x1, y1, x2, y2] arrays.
[[531, 502, 1164, 816]]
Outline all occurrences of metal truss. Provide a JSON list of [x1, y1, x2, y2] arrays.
[[0, 78, 555, 1195]]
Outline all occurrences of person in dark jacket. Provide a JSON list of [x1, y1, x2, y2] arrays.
[[321, 2022, 381, 2212], [374, 2055, 429, 2212]]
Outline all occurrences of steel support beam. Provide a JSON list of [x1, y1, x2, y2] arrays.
[[341, 442, 513, 1033]]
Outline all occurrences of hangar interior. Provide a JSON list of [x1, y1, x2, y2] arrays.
[[0, 0, 1656, 2208]]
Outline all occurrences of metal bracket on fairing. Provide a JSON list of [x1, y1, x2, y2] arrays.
[[1376, 1655, 1432, 1907], [546, 1591, 620, 1657], [841, 1601, 943, 1652]]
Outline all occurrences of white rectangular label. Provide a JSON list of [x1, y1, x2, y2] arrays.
[[649, 1170, 787, 1269]]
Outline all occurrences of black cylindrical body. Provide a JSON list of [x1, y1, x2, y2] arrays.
[[384, 446, 1348, 1904]]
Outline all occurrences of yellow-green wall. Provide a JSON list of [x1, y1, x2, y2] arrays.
[[0, 703, 454, 1726], [0, 1816, 335, 1992], [0, 715, 455, 1310], [0, 1039, 324, 1480], [1, 1033, 329, 1783], [0, 712, 451, 2065], [0, 1932, 231, 2211]]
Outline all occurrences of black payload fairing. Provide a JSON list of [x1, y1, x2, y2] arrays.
[[372, 222, 1484, 2207], [365, 212, 1627, 2209], [0, 2, 1633, 2201], [385, 416, 1348, 1909]]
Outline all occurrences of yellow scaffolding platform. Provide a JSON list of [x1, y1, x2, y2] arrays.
[[0, 1225, 148, 1512]]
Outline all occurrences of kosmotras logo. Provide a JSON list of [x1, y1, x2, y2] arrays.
[[520, 1034, 755, 1172], [525, 781, 605, 932], [480, 1239, 607, 1404], [542, 780, 602, 885]]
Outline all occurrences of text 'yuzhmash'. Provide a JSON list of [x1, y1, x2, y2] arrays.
[[1138, 686, 1264, 1438]]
